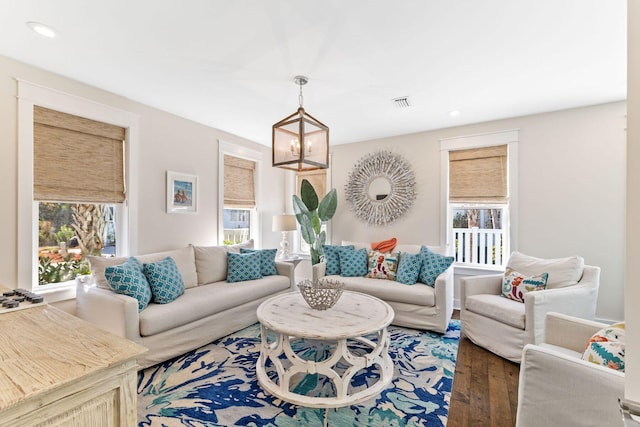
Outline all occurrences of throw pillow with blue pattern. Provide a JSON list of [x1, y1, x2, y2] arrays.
[[322, 244, 354, 275], [339, 247, 368, 277], [396, 251, 423, 285], [418, 246, 454, 287], [501, 269, 548, 303], [104, 257, 151, 311], [143, 257, 185, 304], [240, 248, 278, 276], [227, 250, 262, 283]]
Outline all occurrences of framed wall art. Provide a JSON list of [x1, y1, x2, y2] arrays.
[[166, 171, 197, 214]]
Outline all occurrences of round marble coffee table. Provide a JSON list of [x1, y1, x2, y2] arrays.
[[256, 290, 395, 409]]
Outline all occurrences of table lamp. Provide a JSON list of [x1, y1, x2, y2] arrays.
[[272, 214, 297, 259]]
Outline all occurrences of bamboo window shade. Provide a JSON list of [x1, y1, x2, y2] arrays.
[[224, 155, 256, 208], [297, 169, 327, 199], [449, 145, 508, 203], [33, 106, 126, 203]]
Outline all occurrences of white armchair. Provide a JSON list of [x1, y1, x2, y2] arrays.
[[460, 252, 600, 362], [516, 312, 624, 427]]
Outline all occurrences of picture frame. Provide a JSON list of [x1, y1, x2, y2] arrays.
[[166, 171, 197, 214]]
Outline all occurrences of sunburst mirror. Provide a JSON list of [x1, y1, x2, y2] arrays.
[[344, 151, 416, 225]]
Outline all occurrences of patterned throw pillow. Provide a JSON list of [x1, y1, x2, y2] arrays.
[[143, 257, 185, 304], [417, 246, 454, 287], [322, 244, 354, 275], [396, 252, 423, 285], [501, 269, 548, 303], [227, 251, 262, 283], [339, 247, 368, 277], [240, 248, 278, 276], [104, 257, 152, 311], [367, 251, 398, 280], [581, 322, 625, 372]]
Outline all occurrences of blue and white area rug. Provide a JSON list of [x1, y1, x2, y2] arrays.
[[137, 320, 460, 427]]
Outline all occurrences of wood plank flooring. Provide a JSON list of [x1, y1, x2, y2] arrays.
[[448, 311, 520, 427]]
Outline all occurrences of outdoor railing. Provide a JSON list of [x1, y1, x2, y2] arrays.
[[453, 227, 505, 267]]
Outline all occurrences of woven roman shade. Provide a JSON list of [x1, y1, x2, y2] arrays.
[[33, 106, 126, 203], [224, 155, 256, 208], [297, 169, 326, 198], [449, 145, 508, 203]]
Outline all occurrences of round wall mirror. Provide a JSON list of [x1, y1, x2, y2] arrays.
[[345, 151, 416, 225]]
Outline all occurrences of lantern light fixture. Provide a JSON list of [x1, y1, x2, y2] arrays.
[[272, 76, 329, 171]]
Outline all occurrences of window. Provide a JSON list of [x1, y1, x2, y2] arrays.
[[441, 131, 518, 268], [218, 142, 261, 246], [18, 81, 137, 296]]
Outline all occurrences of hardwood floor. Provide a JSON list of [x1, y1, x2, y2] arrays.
[[448, 311, 521, 427]]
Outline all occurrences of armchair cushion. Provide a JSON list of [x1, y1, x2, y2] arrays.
[[507, 251, 584, 289], [501, 269, 548, 303], [466, 294, 525, 329]]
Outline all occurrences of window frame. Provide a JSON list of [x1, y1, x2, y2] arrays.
[[18, 80, 139, 300], [440, 130, 519, 269], [218, 141, 261, 247]]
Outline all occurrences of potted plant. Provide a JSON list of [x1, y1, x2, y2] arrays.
[[292, 179, 337, 265]]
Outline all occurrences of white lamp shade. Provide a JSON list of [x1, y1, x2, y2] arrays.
[[272, 214, 297, 232]]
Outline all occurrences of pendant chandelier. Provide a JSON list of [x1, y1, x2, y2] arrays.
[[272, 76, 329, 171]]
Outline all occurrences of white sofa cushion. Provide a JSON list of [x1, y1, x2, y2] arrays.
[[139, 275, 289, 336], [465, 294, 525, 329], [89, 246, 198, 290], [507, 251, 584, 289], [192, 245, 229, 284], [325, 274, 436, 307]]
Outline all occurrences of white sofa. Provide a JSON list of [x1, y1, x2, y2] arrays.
[[312, 242, 454, 333], [460, 251, 600, 363], [516, 312, 624, 427], [76, 244, 294, 368]]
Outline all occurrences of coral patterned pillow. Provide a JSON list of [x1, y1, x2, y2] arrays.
[[581, 322, 625, 372], [367, 251, 398, 280], [501, 269, 548, 303]]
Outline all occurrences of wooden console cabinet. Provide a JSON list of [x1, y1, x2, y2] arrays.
[[0, 303, 146, 426]]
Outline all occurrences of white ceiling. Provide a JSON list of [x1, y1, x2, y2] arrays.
[[0, 0, 627, 146]]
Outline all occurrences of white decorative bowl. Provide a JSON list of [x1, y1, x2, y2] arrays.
[[297, 279, 345, 310]]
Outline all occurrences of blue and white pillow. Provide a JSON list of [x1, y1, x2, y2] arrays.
[[322, 244, 354, 275], [396, 252, 423, 285], [227, 251, 262, 283], [143, 257, 185, 304], [104, 257, 152, 311], [240, 248, 278, 276], [418, 246, 454, 287], [339, 247, 368, 277]]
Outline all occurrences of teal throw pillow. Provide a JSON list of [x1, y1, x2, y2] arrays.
[[396, 252, 423, 285], [418, 246, 454, 287], [322, 244, 354, 275], [104, 257, 151, 311], [143, 257, 185, 304], [227, 251, 262, 283], [339, 247, 368, 277], [240, 248, 278, 276]]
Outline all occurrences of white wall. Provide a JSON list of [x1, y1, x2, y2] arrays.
[[625, 0, 639, 404], [330, 102, 626, 321], [0, 54, 286, 291]]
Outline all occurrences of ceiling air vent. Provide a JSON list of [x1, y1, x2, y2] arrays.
[[392, 96, 410, 108]]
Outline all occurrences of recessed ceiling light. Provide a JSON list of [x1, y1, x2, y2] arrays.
[[448, 110, 461, 117], [26, 21, 56, 38]]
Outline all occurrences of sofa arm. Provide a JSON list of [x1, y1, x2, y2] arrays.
[[516, 344, 624, 427], [543, 312, 609, 352], [275, 261, 295, 289], [75, 279, 142, 344], [524, 283, 600, 345], [312, 261, 327, 282], [434, 267, 454, 327]]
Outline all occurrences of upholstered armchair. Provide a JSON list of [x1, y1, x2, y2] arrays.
[[516, 312, 624, 427], [460, 251, 600, 363]]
